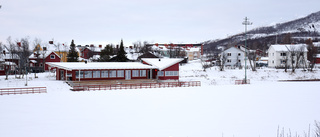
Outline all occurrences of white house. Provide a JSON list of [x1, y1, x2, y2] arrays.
[[267, 44, 308, 68], [221, 46, 246, 67]]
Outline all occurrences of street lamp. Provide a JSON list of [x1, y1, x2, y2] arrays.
[[242, 17, 252, 84]]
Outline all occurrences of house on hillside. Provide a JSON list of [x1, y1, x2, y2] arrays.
[[221, 46, 246, 67], [147, 43, 203, 60], [29, 51, 61, 72], [47, 58, 183, 81], [267, 44, 308, 68]]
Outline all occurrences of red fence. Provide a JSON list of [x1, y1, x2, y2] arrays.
[[0, 87, 47, 95], [235, 79, 250, 85], [72, 81, 201, 91]]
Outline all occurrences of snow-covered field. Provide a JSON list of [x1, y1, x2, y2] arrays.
[[1, 60, 320, 137]]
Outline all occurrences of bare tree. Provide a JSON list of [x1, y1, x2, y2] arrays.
[[33, 38, 42, 78], [18, 37, 31, 78], [5, 37, 17, 80], [248, 51, 257, 71], [315, 120, 320, 137], [218, 53, 227, 71], [306, 39, 317, 71]]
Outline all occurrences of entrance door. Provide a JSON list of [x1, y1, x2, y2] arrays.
[[125, 70, 131, 80], [60, 70, 64, 80]]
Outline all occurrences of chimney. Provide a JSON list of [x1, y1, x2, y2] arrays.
[[90, 44, 94, 47], [85, 61, 87, 64], [99, 45, 102, 48]]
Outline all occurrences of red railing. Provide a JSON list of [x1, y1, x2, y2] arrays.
[[0, 87, 47, 95], [72, 81, 201, 91], [235, 79, 250, 85]]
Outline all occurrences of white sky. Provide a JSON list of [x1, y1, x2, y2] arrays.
[[1, 0, 320, 47]]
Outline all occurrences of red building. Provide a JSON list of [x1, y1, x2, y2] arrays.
[[47, 58, 183, 81], [29, 51, 61, 71], [141, 58, 183, 80], [79, 46, 102, 59]]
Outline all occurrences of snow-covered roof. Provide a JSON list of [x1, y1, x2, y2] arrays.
[[29, 51, 60, 59], [188, 47, 200, 52], [141, 58, 183, 71], [4, 61, 17, 66], [270, 44, 308, 52], [47, 62, 157, 71], [314, 42, 320, 47]]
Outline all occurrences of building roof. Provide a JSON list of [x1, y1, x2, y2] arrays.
[[29, 51, 61, 59], [270, 44, 308, 52], [47, 62, 157, 71], [141, 58, 183, 71]]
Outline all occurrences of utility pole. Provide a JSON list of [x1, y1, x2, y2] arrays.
[[242, 17, 252, 84]]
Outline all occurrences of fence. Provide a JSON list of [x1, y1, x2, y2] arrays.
[[235, 79, 250, 85], [72, 81, 201, 91], [0, 87, 47, 95]]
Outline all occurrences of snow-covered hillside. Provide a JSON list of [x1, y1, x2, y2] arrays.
[[1, 60, 320, 137]]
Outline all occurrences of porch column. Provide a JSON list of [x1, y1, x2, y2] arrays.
[[150, 69, 152, 79], [65, 69, 67, 82], [79, 70, 81, 81]]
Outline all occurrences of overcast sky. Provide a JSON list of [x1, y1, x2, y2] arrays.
[[1, 0, 320, 47]]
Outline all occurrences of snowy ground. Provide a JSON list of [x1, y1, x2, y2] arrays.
[[1, 60, 320, 137]]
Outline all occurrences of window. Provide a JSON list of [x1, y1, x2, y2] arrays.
[[272, 53, 274, 56], [50, 55, 55, 59], [140, 70, 146, 77], [272, 60, 274, 64], [109, 70, 117, 77], [84, 71, 92, 78], [238, 60, 241, 63], [158, 71, 164, 76], [101, 70, 108, 78], [238, 53, 241, 56], [165, 71, 178, 76], [227, 53, 231, 56], [117, 70, 124, 77], [40, 63, 43, 67], [93, 71, 100, 78], [76, 71, 84, 78], [280, 53, 286, 56], [0, 65, 4, 70], [60, 54, 63, 58], [227, 59, 231, 63], [132, 70, 139, 77]]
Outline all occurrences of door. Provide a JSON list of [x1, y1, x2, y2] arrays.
[[60, 70, 64, 80], [125, 70, 131, 80]]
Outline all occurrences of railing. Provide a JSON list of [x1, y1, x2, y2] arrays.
[[72, 81, 201, 91], [235, 79, 250, 85], [0, 87, 47, 95]]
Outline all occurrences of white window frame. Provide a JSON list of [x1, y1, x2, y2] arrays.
[[132, 70, 139, 77], [140, 70, 146, 77], [93, 71, 100, 78], [50, 55, 55, 59], [76, 71, 84, 78], [158, 71, 164, 76], [84, 71, 92, 78], [109, 70, 117, 78], [101, 70, 108, 78], [165, 71, 178, 76], [117, 70, 124, 77], [227, 53, 231, 56]]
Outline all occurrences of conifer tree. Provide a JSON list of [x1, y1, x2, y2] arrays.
[[116, 39, 128, 62], [67, 39, 79, 62], [99, 44, 113, 62]]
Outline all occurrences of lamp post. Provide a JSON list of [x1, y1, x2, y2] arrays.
[[242, 17, 252, 84]]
